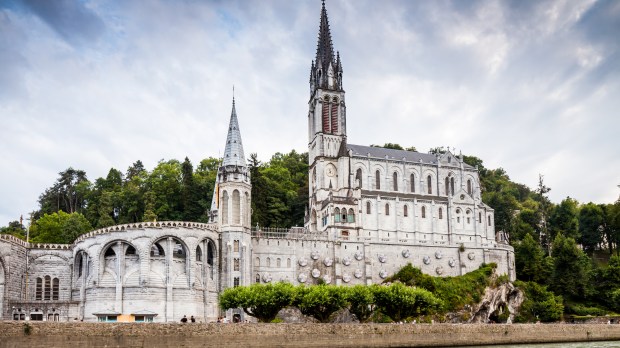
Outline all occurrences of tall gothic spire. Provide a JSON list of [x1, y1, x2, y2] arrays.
[[222, 96, 246, 167], [315, 0, 335, 73], [310, 0, 343, 94]]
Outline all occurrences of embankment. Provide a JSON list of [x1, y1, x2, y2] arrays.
[[1, 322, 620, 347]]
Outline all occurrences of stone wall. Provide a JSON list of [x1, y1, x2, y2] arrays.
[[1, 322, 620, 348]]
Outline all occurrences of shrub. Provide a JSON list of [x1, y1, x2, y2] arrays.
[[294, 284, 348, 323], [514, 280, 563, 323], [373, 283, 442, 322]]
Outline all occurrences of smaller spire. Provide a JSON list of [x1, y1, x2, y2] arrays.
[[222, 95, 246, 167]]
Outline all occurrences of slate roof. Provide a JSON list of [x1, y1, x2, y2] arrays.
[[222, 97, 246, 167], [347, 144, 438, 164]]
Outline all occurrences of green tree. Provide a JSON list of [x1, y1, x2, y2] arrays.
[[579, 203, 604, 254], [0, 220, 26, 239], [549, 197, 580, 241], [514, 233, 547, 283], [514, 281, 564, 322], [249, 153, 268, 227], [346, 285, 376, 322], [37, 167, 91, 217], [550, 234, 593, 300], [180, 157, 203, 221], [294, 284, 349, 323], [373, 283, 441, 322], [147, 159, 183, 220], [30, 211, 92, 244], [219, 282, 295, 322], [96, 191, 116, 228]]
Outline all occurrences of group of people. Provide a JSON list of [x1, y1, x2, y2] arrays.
[[180, 315, 196, 323]]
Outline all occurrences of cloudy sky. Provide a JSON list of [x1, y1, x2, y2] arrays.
[[1, 0, 619, 226]]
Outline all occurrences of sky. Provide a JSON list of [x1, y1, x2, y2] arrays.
[[1, 0, 619, 226]]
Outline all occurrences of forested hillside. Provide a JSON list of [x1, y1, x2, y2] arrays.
[[2, 145, 620, 318]]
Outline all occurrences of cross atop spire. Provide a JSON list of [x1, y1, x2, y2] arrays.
[[222, 95, 246, 167]]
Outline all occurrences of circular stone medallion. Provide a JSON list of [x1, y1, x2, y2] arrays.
[[323, 257, 333, 267], [448, 258, 456, 268], [311, 268, 321, 278], [423, 256, 431, 265], [298, 258, 308, 267], [378, 254, 387, 263], [297, 273, 307, 283], [311, 250, 320, 260], [262, 273, 272, 283], [342, 256, 352, 266], [354, 251, 363, 261], [468, 252, 476, 260], [354, 269, 363, 278], [342, 273, 351, 283], [402, 249, 411, 258], [435, 251, 443, 259], [379, 270, 388, 279], [322, 274, 332, 284]]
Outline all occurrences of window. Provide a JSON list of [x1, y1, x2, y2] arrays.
[[439, 207, 443, 219], [410, 174, 415, 192], [467, 179, 472, 195], [266, 258, 271, 267], [222, 190, 229, 224], [104, 246, 115, 257], [427, 175, 432, 194], [234, 240, 239, 252], [287, 258, 291, 267], [234, 258, 240, 271], [173, 240, 186, 259], [451, 177, 455, 196], [421, 206, 426, 218], [466, 210, 471, 224], [233, 190, 241, 224], [151, 243, 165, 257], [341, 208, 347, 222], [126, 245, 136, 255], [277, 258, 281, 267], [256, 274, 260, 283], [196, 246, 202, 261], [366, 201, 371, 214], [403, 205, 408, 217], [385, 204, 390, 216], [347, 208, 355, 223], [393, 172, 398, 191], [207, 242, 214, 266], [52, 278, 59, 300], [445, 177, 449, 196], [334, 208, 341, 222], [488, 216, 492, 226], [375, 171, 381, 190], [255, 257, 260, 267], [35, 277, 42, 301], [234, 277, 240, 287], [356, 168, 363, 189], [479, 212, 482, 223], [44, 276, 51, 301]]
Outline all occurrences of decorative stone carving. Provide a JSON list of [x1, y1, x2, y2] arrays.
[[423, 256, 431, 265], [436, 266, 444, 275], [298, 258, 308, 267], [435, 251, 443, 259], [262, 273, 272, 283], [468, 252, 476, 260], [310, 250, 320, 260], [379, 270, 388, 279], [354, 269, 363, 279], [298, 273, 307, 283], [354, 251, 363, 261], [342, 256, 351, 266], [402, 249, 411, 258], [448, 258, 456, 268], [322, 274, 332, 284], [342, 273, 351, 283], [378, 254, 387, 263], [323, 257, 333, 267], [311, 268, 321, 278]]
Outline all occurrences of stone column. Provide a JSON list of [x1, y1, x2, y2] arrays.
[[166, 237, 173, 322], [115, 242, 124, 314]]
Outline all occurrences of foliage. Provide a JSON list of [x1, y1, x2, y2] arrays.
[[370, 143, 417, 152], [219, 282, 295, 323], [550, 234, 594, 300], [578, 203, 604, 254], [513, 281, 563, 323], [549, 197, 580, 241], [514, 233, 549, 283], [345, 285, 376, 322], [294, 284, 349, 323], [29, 211, 92, 244], [372, 283, 441, 322], [0, 220, 26, 239]]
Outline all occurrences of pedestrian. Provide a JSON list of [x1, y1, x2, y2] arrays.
[[181, 315, 188, 323], [190, 316, 196, 323]]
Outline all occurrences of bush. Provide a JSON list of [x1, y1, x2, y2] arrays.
[[514, 281, 563, 323], [373, 283, 441, 322], [346, 285, 376, 322], [219, 282, 295, 322], [294, 284, 348, 323]]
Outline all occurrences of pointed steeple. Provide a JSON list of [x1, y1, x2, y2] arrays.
[[222, 96, 246, 167], [316, 0, 336, 73], [310, 0, 343, 94]]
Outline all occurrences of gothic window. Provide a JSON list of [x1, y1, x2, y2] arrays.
[[196, 245, 202, 262], [234, 258, 240, 271], [456, 209, 461, 224], [77, 255, 83, 278], [347, 208, 355, 223], [341, 208, 347, 222], [44, 276, 51, 301], [466, 210, 471, 224], [445, 177, 449, 196], [451, 177, 455, 196], [207, 241, 214, 267], [375, 170, 381, 190], [287, 258, 291, 268], [277, 258, 281, 268], [255, 257, 260, 267], [233, 190, 241, 224], [52, 278, 59, 300], [439, 207, 443, 219], [222, 191, 229, 224], [479, 212, 482, 223], [427, 175, 432, 194], [233, 277, 240, 287], [151, 243, 165, 257], [410, 173, 415, 192], [356, 168, 363, 189], [385, 204, 390, 216], [256, 274, 260, 283], [331, 96, 339, 133], [366, 201, 371, 214], [334, 208, 341, 222], [488, 215, 492, 226], [421, 206, 426, 218], [322, 96, 330, 133], [104, 246, 115, 257], [467, 179, 472, 195], [173, 240, 186, 259], [126, 245, 136, 255], [393, 172, 398, 191], [234, 240, 239, 252], [266, 257, 271, 267], [35, 277, 42, 301], [404, 205, 408, 217]]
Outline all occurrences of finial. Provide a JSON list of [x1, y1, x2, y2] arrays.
[[233, 85, 235, 101]]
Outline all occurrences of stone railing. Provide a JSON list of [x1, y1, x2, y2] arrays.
[[251, 226, 328, 240], [0, 233, 28, 247], [29, 243, 72, 250], [74, 221, 219, 244]]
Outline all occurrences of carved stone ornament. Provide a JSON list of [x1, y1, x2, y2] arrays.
[[298, 273, 307, 283], [402, 249, 411, 258], [435, 266, 444, 275], [468, 252, 476, 260], [342, 256, 352, 266], [354, 251, 363, 261], [435, 251, 443, 259], [262, 273, 272, 283], [322, 274, 332, 284], [298, 258, 308, 267], [311, 250, 320, 260], [311, 268, 321, 278], [323, 257, 333, 267], [379, 270, 388, 279], [354, 269, 363, 279], [378, 254, 387, 263], [423, 256, 431, 265], [448, 258, 456, 268], [342, 273, 351, 283]]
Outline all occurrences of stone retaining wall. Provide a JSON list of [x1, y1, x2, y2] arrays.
[[1, 322, 620, 347]]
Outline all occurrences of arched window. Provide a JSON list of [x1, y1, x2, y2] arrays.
[[44, 276, 51, 301], [277, 258, 281, 268], [151, 242, 165, 257], [421, 206, 426, 218], [233, 190, 241, 224], [466, 210, 471, 224], [439, 207, 443, 219], [245, 192, 251, 226], [234, 240, 239, 252], [255, 257, 260, 267], [287, 258, 291, 268], [256, 274, 260, 283], [266, 257, 271, 267], [393, 172, 398, 191], [456, 209, 461, 223], [385, 204, 390, 216], [410, 173, 415, 192], [467, 179, 472, 195], [450, 177, 455, 196], [322, 96, 330, 133], [234, 258, 240, 271], [479, 212, 482, 223], [331, 96, 339, 133], [403, 205, 408, 217], [366, 201, 371, 214], [445, 177, 449, 196], [172, 240, 186, 259], [222, 191, 229, 224], [427, 175, 432, 194], [334, 208, 341, 222], [52, 278, 59, 300], [196, 245, 202, 261], [125, 245, 136, 256], [488, 215, 492, 226], [341, 208, 347, 222], [375, 170, 381, 190], [104, 246, 115, 257], [234, 277, 240, 287], [35, 277, 42, 301], [207, 241, 215, 267], [356, 168, 363, 189], [347, 208, 355, 223]]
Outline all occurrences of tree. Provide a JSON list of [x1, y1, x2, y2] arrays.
[[30, 211, 92, 244], [578, 203, 604, 254], [147, 160, 183, 220], [535, 174, 552, 253], [373, 283, 441, 322], [514, 281, 563, 323], [219, 282, 295, 322], [294, 284, 349, 323], [249, 153, 268, 227], [514, 233, 547, 283], [550, 234, 593, 300], [37, 167, 90, 216], [180, 157, 203, 221], [0, 220, 26, 239], [549, 197, 580, 241], [346, 285, 376, 322], [96, 191, 116, 228]]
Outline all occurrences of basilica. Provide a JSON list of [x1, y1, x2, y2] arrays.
[[0, 2, 514, 322]]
